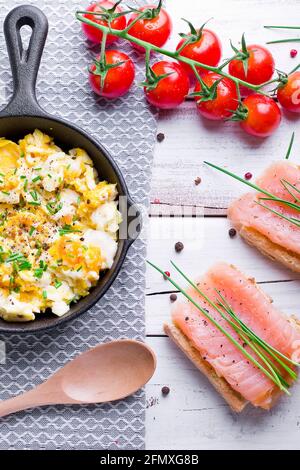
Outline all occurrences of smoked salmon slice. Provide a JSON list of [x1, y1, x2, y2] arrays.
[[228, 161, 300, 270], [171, 262, 300, 409]]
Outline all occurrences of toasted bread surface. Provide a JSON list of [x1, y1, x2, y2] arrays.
[[164, 323, 247, 413], [164, 314, 300, 411], [239, 226, 300, 273]]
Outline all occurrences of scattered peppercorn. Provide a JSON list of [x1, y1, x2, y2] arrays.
[[170, 293, 177, 302], [194, 176, 201, 186], [163, 270, 170, 280], [290, 49, 298, 58], [244, 172, 252, 180], [185, 316, 189, 321], [156, 132, 165, 142], [161, 386, 170, 396], [229, 228, 237, 238], [175, 241, 184, 253]]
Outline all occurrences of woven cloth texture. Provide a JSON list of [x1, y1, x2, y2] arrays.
[[0, 0, 156, 450]]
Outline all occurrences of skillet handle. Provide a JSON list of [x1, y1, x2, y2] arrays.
[[0, 5, 48, 117]]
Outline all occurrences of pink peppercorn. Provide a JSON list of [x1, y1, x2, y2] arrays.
[[244, 172, 252, 180], [290, 49, 298, 58], [163, 271, 170, 279]]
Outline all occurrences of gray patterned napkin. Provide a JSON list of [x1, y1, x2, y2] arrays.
[[0, 0, 156, 450]]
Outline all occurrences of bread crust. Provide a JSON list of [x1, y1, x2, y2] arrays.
[[164, 316, 300, 413], [163, 323, 247, 413], [238, 226, 300, 273]]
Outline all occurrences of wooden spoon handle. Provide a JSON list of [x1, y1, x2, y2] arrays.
[[0, 385, 63, 418]]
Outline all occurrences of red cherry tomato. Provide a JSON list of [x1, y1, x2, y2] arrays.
[[89, 50, 135, 99], [229, 45, 275, 85], [277, 72, 300, 113], [144, 61, 189, 109], [239, 94, 281, 137], [176, 29, 222, 81], [127, 5, 172, 52], [82, 1, 126, 45], [194, 72, 238, 120]]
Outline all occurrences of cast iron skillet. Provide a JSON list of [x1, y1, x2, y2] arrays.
[[0, 5, 140, 333]]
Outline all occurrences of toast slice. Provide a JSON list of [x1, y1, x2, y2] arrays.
[[239, 226, 300, 273], [164, 323, 247, 412]]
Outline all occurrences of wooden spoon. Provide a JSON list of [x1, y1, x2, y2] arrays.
[[0, 340, 156, 418]]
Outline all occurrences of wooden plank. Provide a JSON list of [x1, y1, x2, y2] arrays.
[[146, 280, 300, 335], [151, 0, 300, 214], [146, 217, 300, 296], [145, 336, 300, 450]]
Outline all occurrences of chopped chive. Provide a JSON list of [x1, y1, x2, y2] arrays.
[[76, 265, 82, 272], [46, 201, 63, 215], [30, 190, 38, 201], [33, 167, 42, 171], [47, 174, 52, 179], [20, 175, 26, 179], [42, 290, 47, 299], [28, 201, 41, 206], [29, 226, 36, 236], [20, 151, 24, 158], [18, 260, 32, 271], [0, 172, 4, 177], [6, 253, 24, 263], [23, 179, 28, 192], [34, 268, 44, 279], [35, 241, 42, 257], [58, 224, 82, 236], [1, 191, 10, 196], [285, 132, 295, 160], [32, 175, 41, 183], [54, 279, 62, 289]]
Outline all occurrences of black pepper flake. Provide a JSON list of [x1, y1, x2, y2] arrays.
[[194, 176, 201, 186], [170, 293, 177, 302], [174, 241, 184, 253], [185, 316, 189, 321], [156, 132, 165, 143], [161, 386, 170, 396], [229, 228, 237, 238]]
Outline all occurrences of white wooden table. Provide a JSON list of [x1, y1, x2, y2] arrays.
[[145, 0, 300, 450]]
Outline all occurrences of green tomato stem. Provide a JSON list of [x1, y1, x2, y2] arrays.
[[123, 10, 147, 33], [76, 12, 268, 93]]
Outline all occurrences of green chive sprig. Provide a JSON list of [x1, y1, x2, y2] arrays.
[[58, 224, 82, 236], [264, 25, 300, 44], [147, 260, 300, 394], [204, 161, 300, 228]]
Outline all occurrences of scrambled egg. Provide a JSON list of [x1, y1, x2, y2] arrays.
[[0, 130, 121, 322]]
